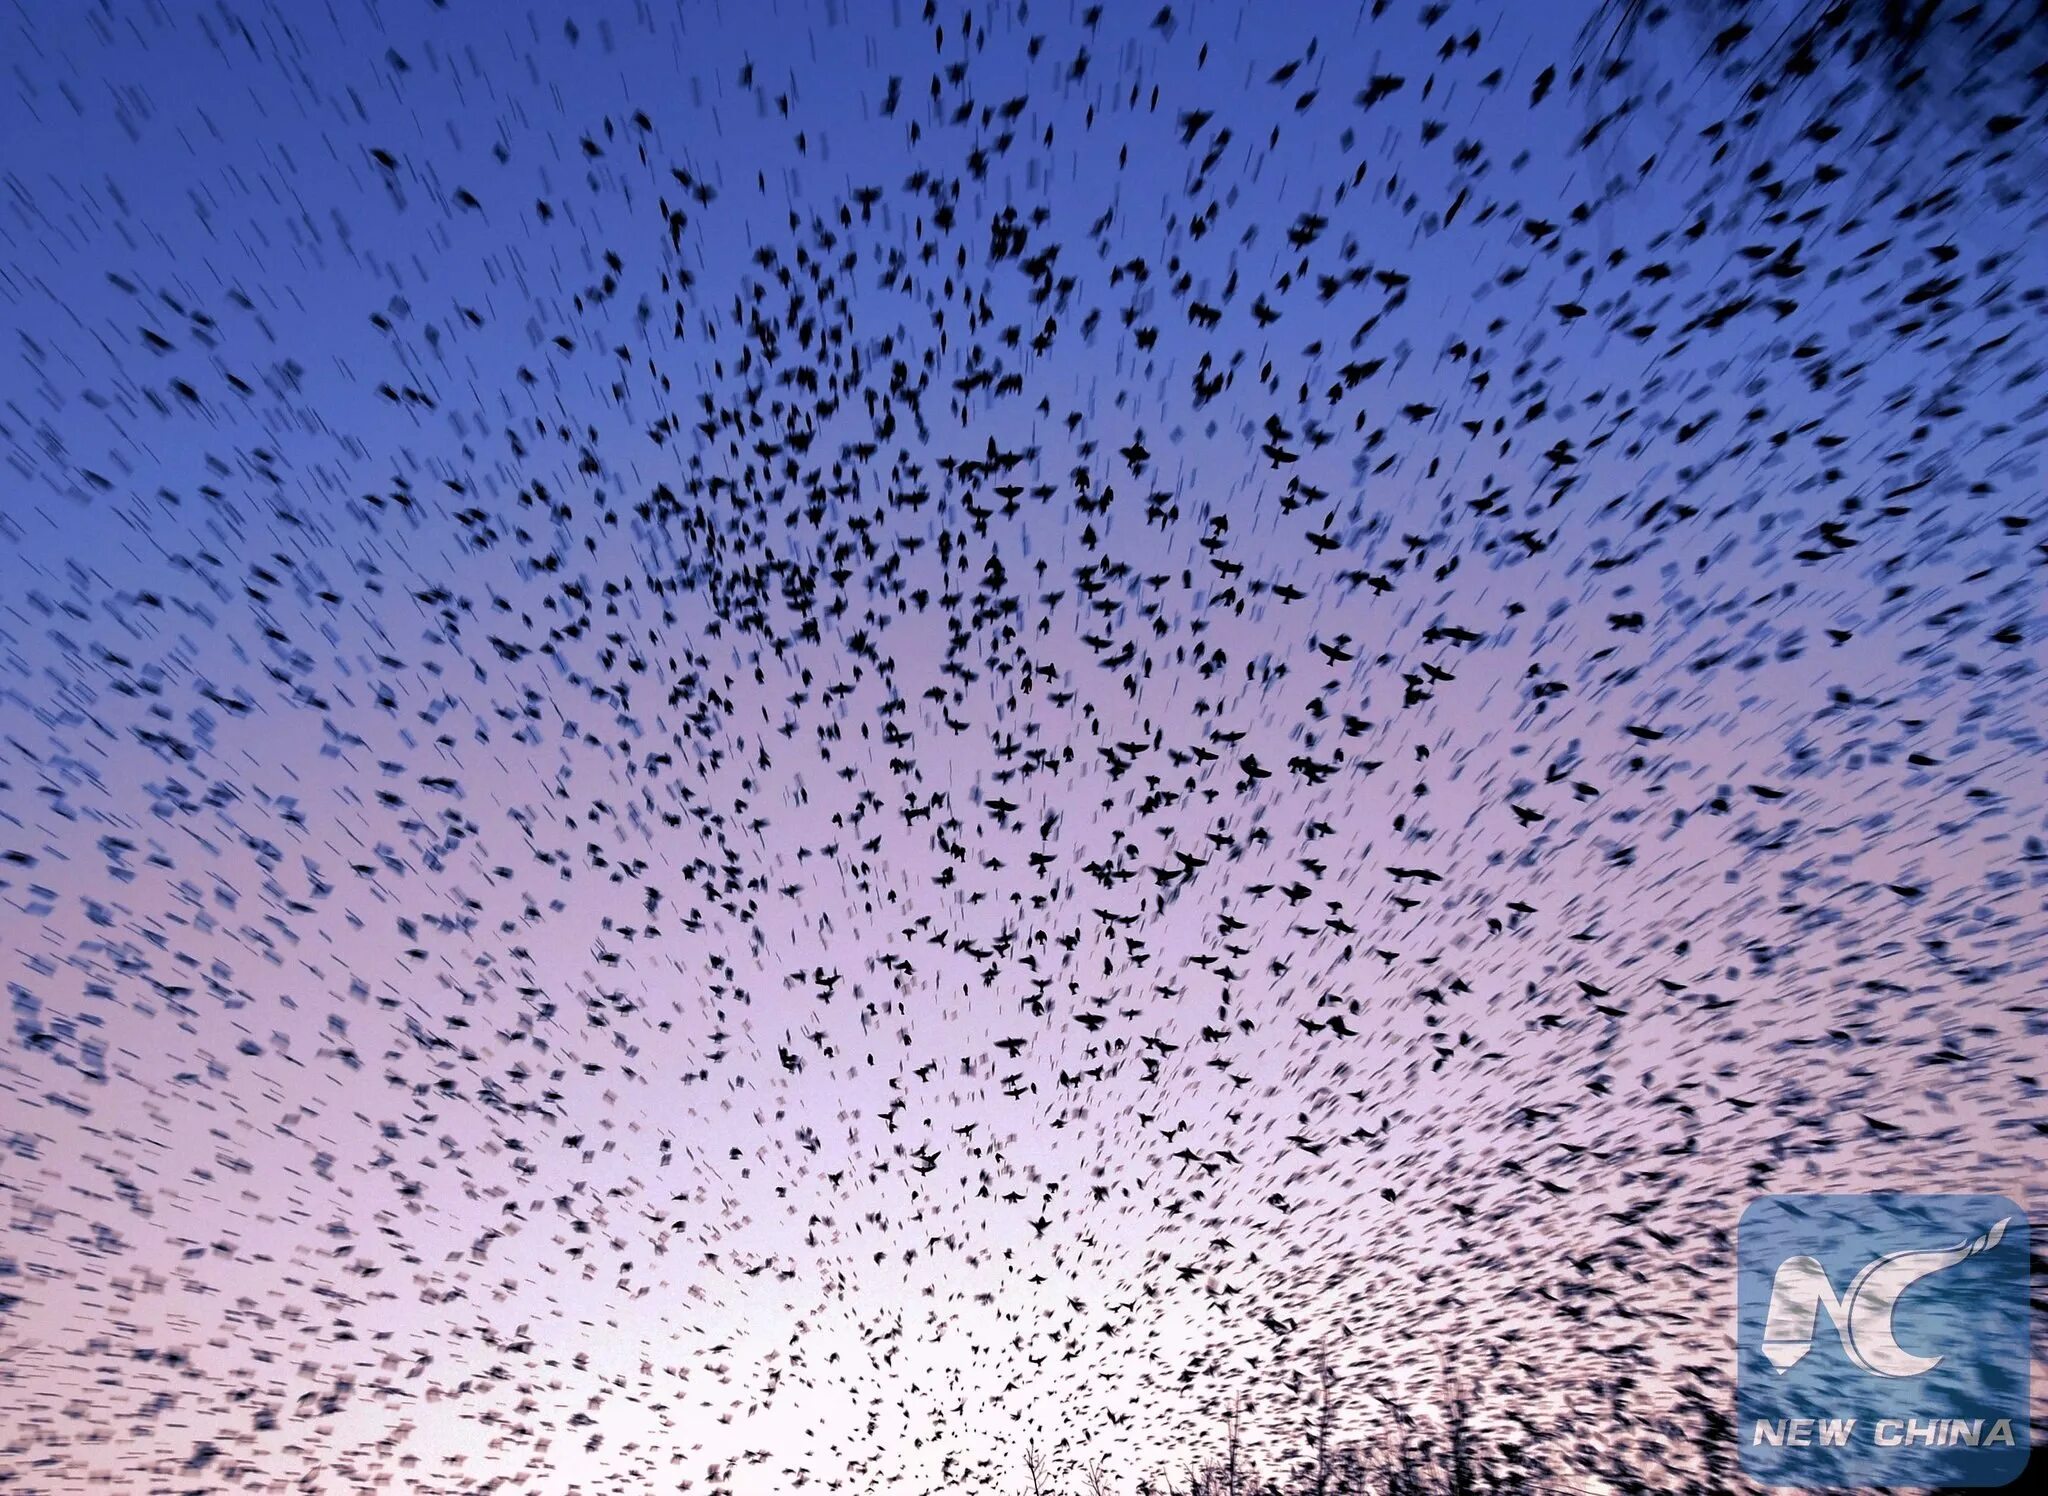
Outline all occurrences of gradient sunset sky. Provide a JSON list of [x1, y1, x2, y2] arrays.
[[2, 1, 2045, 1492]]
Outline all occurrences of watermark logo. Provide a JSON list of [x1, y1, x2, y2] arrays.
[[1738, 1194, 2030, 1488]]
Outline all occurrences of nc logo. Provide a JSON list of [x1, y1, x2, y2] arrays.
[[1760, 1216, 2011, 1378], [1737, 1193, 2030, 1489]]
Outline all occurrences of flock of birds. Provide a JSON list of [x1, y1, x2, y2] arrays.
[[1, 0, 2045, 1492]]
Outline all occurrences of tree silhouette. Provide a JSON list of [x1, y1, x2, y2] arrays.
[[1587, 0, 2047, 136]]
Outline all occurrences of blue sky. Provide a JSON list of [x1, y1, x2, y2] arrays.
[[2, 1, 2045, 1492]]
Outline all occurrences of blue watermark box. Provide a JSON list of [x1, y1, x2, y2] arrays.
[[1737, 1193, 2030, 1488]]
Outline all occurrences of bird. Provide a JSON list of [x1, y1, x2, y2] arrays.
[[0, 1, 2042, 1494]]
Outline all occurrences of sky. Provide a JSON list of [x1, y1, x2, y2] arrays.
[[1, 1, 2045, 1493]]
